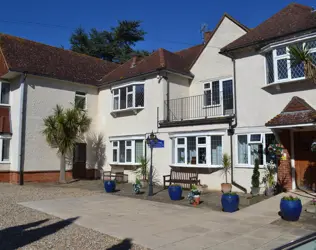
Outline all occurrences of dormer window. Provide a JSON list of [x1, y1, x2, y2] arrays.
[[265, 39, 316, 84]]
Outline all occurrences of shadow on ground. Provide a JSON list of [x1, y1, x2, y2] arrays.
[[107, 238, 133, 250], [0, 217, 79, 249]]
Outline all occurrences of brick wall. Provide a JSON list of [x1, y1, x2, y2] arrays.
[[0, 171, 73, 183]]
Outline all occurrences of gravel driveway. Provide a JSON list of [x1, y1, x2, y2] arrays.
[[0, 183, 148, 250]]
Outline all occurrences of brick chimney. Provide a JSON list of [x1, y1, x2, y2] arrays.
[[203, 31, 212, 44]]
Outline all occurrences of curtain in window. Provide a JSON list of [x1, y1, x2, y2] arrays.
[[135, 140, 143, 163], [211, 136, 222, 165], [238, 135, 248, 164]]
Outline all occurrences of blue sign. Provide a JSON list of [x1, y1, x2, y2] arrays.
[[149, 139, 164, 148]]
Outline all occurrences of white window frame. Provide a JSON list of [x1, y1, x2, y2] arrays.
[[75, 91, 87, 110], [236, 133, 274, 167], [111, 82, 145, 112], [0, 81, 10, 106], [266, 39, 316, 85], [0, 136, 11, 163], [203, 81, 221, 107], [111, 138, 144, 165], [172, 134, 223, 168], [248, 134, 263, 144]]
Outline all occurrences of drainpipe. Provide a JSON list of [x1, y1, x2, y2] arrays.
[[229, 59, 247, 193], [17, 72, 28, 185]]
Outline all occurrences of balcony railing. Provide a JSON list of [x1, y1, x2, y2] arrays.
[[161, 91, 234, 124]]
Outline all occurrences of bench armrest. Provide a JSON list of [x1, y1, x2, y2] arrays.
[[163, 175, 171, 180], [189, 176, 198, 180]]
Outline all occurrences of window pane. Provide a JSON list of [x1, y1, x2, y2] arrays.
[[127, 86, 133, 92], [126, 140, 132, 146], [75, 95, 85, 109], [250, 144, 263, 165], [126, 149, 132, 162], [198, 147, 206, 164], [198, 137, 206, 144], [113, 149, 117, 162], [113, 89, 119, 95], [135, 85, 144, 107], [113, 141, 118, 147], [187, 137, 196, 164], [306, 40, 316, 49], [238, 135, 248, 164], [113, 96, 119, 110], [250, 134, 261, 142], [211, 136, 222, 165], [1, 83, 10, 104], [204, 83, 210, 89], [120, 87, 126, 109], [127, 93, 133, 108], [177, 148, 185, 163], [119, 141, 125, 162], [311, 52, 316, 65], [266, 52, 274, 84], [177, 138, 185, 145], [2, 139, 10, 161], [204, 90, 212, 106], [265, 134, 277, 164], [276, 47, 286, 55], [212, 81, 220, 105], [277, 59, 288, 79], [291, 62, 304, 79], [135, 140, 143, 163]]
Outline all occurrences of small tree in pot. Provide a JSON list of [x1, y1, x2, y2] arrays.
[[220, 153, 232, 193], [251, 158, 260, 196], [134, 156, 149, 187]]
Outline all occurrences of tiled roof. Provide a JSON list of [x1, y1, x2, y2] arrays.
[[0, 34, 118, 86], [221, 3, 316, 52], [265, 96, 316, 127], [101, 48, 198, 84]]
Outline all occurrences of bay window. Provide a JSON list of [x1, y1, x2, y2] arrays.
[[112, 139, 144, 164], [237, 133, 276, 166], [112, 83, 144, 111], [172, 135, 222, 167], [265, 39, 316, 84]]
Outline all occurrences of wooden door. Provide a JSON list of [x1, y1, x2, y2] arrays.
[[73, 143, 87, 179], [294, 131, 316, 191]]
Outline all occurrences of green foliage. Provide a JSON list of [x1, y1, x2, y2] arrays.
[[223, 192, 238, 196], [220, 153, 231, 183], [251, 158, 260, 188], [42, 104, 91, 182], [135, 178, 141, 185], [262, 160, 277, 188], [134, 156, 148, 180], [70, 21, 149, 63], [282, 195, 301, 201]]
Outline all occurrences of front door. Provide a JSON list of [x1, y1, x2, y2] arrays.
[[73, 143, 87, 179], [294, 131, 316, 191]]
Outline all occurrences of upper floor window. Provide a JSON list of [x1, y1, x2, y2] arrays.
[[75, 92, 86, 109], [112, 83, 144, 111], [0, 137, 10, 162], [265, 39, 316, 84], [237, 133, 276, 167], [112, 139, 144, 164], [0, 82, 10, 105]]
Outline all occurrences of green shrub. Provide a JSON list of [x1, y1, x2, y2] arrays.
[[282, 195, 301, 201], [251, 158, 260, 188]]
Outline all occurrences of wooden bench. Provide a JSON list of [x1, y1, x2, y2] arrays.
[[102, 171, 128, 183], [163, 170, 200, 189]]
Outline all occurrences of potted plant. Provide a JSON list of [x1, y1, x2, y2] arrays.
[[268, 143, 284, 158], [220, 153, 232, 193], [133, 178, 142, 194], [168, 184, 182, 200], [251, 158, 260, 196], [262, 160, 276, 196], [104, 180, 116, 193], [134, 156, 149, 188], [187, 184, 201, 206], [221, 192, 239, 213], [280, 196, 302, 221]]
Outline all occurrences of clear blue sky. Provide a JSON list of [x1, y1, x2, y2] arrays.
[[0, 0, 315, 52]]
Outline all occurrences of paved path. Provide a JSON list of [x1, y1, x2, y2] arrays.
[[20, 192, 315, 250]]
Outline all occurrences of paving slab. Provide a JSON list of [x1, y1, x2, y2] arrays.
[[20, 192, 315, 250]]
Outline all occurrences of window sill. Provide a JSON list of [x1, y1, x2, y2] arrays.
[[170, 164, 221, 168], [0, 103, 10, 107], [111, 107, 144, 117], [110, 162, 141, 166], [0, 161, 10, 164], [235, 164, 266, 169], [262, 78, 314, 94]]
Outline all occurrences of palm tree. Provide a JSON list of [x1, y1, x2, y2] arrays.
[[289, 44, 316, 83], [42, 104, 91, 183]]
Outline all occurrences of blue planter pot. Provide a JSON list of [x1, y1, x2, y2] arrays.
[[168, 185, 182, 200], [221, 193, 239, 213], [104, 180, 116, 193], [280, 199, 302, 221]]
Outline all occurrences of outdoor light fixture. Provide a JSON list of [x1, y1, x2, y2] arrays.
[[146, 131, 159, 197], [146, 131, 158, 145]]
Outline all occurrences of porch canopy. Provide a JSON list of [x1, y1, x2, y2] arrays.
[[265, 96, 316, 128]]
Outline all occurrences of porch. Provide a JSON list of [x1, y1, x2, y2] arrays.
[[159, 89, 234, 128]]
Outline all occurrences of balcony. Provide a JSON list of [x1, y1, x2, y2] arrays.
[[159, 91, 234, 128]]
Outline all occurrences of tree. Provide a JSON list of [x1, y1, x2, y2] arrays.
[[70, 21, 148, 63], [289, 44, 316, 83], [252, 158, 260, 188], [42, 104, 91, 183]]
